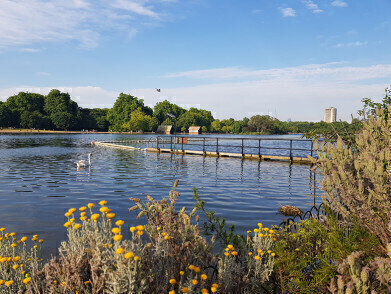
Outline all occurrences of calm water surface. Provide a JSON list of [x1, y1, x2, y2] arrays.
[[0, 133, 318, 257]]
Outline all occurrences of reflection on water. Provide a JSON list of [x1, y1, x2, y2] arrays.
[[0, 133, 318, 258]]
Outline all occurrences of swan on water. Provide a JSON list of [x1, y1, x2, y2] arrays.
[[76, 153, 91, 168]]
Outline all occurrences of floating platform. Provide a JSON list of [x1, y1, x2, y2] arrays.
[[94, 141, 312, 164]]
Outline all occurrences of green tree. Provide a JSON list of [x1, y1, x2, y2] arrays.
[[176, 108, 214, 132], [0, 102, 13, 127], [248, 115, 278, 134], [89, 108, 109, 131], [122, 108, 158, 132], [153, 100, 186, 124], [44, 90, 79, 130], [20, 111, 51, 129], [108, 93, 152, 131]]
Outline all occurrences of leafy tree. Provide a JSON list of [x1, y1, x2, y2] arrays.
[[153, 100, 186, 124], [122, 108, 158, 132], [20, 111, 51, 129], [108, 93, 152, 131], [0, 102, 13, 127], [176, 108, 214, 132], [248, 115, 278, 134], [50, 112, 76, 130], [89, 108, 109, 131], [211, 119, 222, 133]]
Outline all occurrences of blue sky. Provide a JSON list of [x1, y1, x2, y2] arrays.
[[0, 0, 390, 121]]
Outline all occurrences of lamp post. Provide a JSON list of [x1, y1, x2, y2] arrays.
[[168, 113, 176, 150]]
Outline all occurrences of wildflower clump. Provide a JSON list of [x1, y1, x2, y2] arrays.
[[0, 228, 44, 292]]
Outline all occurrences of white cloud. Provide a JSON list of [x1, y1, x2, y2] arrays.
[[303, 1, 323, 13], [163, 63, 391, 83], [19, 48, 42, 53], [331, 0, 348, 7], [0, 0, 171, 49], [280, 7, 296, 17], [1, 63, 389, 122], [334, 41, 368, 48], [251, 9, 261, 14], [36, 72, 50, 76]]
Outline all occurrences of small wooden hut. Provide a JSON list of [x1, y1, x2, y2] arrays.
[[156, 125, 172, 134], [189, 126, 201, 135]]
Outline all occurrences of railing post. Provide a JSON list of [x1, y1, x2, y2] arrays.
[[241, 138, 244, 157], [216, 138, 219, 155], [258, 139, 261, 159], [157, 137, 160, 150], [289, 140, 293, 162], [203, 137, 206, 155], [170, 136, 172, 151], [181, 137, 184, 152]]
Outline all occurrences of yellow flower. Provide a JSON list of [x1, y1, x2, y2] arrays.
[[106, 213, 115, 219], [91, 214, 100, 221], [259, 233, 264, 237], [248, 252, 253, 256], [11, 243, 17, 248], [80, 216, 87, 221], [227, 244, 234, 250], [64, 212, 71, 217], [87, 203, 94, 208], [257, 249, 262, 253], [64, 222, 71, 228], [267, 250, 271, 254], [137, 231, 144, 236], [232, 251, 238, 256], [99, 200, 107, 206], [80, 211, 86, 216], [10, 232, 15, 237], [116, 248, 124, 254], [255, 255, 260, 260], [257, 222, 263, 227], [136, 225, 145, 231], [21, 236, 27, 242], [201, 274, 207, 280], [129, 227, 136, 232], [12, 264, 19, 270], [22, 277, 31, 284], [164, 235, 169, 240], [34, 245, 37, 249], [182, 287, 189, 293], [188, 265, 195, 270], [73, 224, 82, 230], [224, 248, 229, 252], [161, 232, 167, 237], [157, 226, 161, 231], [115, 220, 124, 226], [179, 271, 184, 275], [247, 230, 251, 233], [111, 227, 121, 234], [269, 229, 275, 234], [13, 256, 21, 262], [69, 218, 75, 223], [211, 286, 217, 293], [113, 235, 123, 241], [0, 228, 5, 232], [124, 252, 134, 259], [79, 206, 87, 212], [212, 284, 218, 288], [0, 280, 4, 285], [100, 206, 110, 213], [271, 252, 276, 257], [254, 229, 259, 233], [169, 278, 176, 284], [191, 279, 198, 285], [5, 280, 13, 287], [194, 267, 201, 273], [134, 256, 139, 261], [169, 291, 175, 294], [69, 208, 76, 214], [224, 252, 229, 257], [201, 289, 208, 294]]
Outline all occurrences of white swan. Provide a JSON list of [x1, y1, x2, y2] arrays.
[[76, 153, 91, 168]]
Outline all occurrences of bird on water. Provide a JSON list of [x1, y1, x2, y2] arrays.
[[76, 153, 92, 168]]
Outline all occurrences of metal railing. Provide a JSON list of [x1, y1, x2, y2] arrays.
[[155, 135, 317, 159]]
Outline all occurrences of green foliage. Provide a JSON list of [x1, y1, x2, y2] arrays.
[[122, 108, 159, 132], [313, 108, 390, 252], [176, 108, 214, 132], [248, 115, 278, 134], [108, 93, 152, 131], [0, 102, 14, 127], [153, 100, 186, 124]]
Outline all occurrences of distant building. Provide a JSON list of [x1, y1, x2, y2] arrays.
[[156, 125, 172, 134], [324, 107, 337, 123], [188, 126, 201, 135]]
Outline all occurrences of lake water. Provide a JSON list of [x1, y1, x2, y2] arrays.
[[0, 133, 319, 257]]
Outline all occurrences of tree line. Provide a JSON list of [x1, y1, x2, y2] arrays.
[[0, 89, 360, 134]]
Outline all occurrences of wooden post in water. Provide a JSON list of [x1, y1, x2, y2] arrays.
[[216, 138, 219, 156], [289, 140, 293, 163], [203, 137, 206, 156], [241, 138, 244, 157]]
